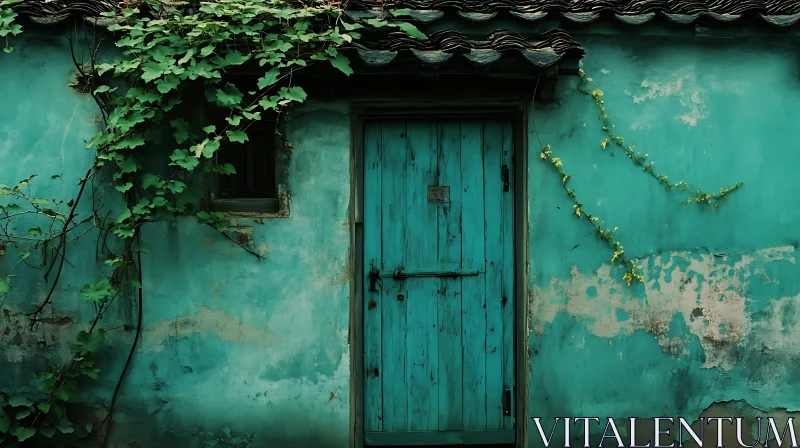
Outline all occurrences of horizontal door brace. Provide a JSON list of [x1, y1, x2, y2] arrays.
[[378, 268, 481, 279], [367, 267, 481, 292]]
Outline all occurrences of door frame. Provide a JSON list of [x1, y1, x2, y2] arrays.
[[349, 98, 531, 448]]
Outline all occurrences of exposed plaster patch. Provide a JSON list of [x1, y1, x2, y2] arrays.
[[133, 306, 281, 353], [626, 74, 708, 127], [0, 307, 79, 363], [530, 246, 797, 370]]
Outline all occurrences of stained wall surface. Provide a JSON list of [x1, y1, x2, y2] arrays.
[[0, 29, 353, 447], [528, 33, 800, 446], [3, 27, 800, 448]]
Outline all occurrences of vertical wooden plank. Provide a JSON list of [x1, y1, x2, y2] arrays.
[[501, 120, 517, 431], [363, 121, 383, 432], [482, 121, 504, 430], [460, 120, 487, 431], [381, 121, 409, 432], [437, 121, 464, 431], [405, 122, 439, 431]]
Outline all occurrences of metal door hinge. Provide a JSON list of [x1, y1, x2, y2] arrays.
[[502, 388, 512, 416], [501, 165, 509, 192]]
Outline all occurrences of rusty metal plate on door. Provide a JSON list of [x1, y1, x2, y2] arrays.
[[427, 186, 450, 203]]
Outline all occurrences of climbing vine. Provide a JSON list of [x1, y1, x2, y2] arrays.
[[0, 0, 748, 441], [0, 0, 22, 52], [577, 69, 743, 207], [535, 70, 744, 286], [0, 1, 421, 445]]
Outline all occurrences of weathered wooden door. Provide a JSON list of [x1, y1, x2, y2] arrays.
[[363, 118, 516, 446]]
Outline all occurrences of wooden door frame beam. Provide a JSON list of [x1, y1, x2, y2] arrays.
[[349, 102, 531, 448]]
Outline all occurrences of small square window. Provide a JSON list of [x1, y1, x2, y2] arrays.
[[216, 120, 277, 200], [206, 76, 285, 215]]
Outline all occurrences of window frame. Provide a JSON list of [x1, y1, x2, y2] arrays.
[[204, 75, 289, 216]]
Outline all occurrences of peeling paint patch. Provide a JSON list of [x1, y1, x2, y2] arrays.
[[626, 74, 708, 126], [530, 246, 797, 370], [134, 306, 281, 353]]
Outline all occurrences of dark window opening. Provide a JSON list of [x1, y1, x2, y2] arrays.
[[216, 121, 277, 200], [206, 72, 280, 206]]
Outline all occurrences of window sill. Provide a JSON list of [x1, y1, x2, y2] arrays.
[[211, 195, 290, 219]]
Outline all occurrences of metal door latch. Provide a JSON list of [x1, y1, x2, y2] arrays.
[[368, 266, 383, 292], [502, 388, 512, 416]]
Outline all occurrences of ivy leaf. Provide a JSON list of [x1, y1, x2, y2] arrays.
[[177, 48, 195, 65], [156, 75, 180, 94], [94, 85, 116, 94], [257, 68, 280, 89], [131, 198, 151, 215], [258, 96, 278, 111], [280, 86, 307, 103], [227, 130, 248, 143], [15, 407, 31, 420], [199, 45, 215, 57], [14, 427, 36, 442], [328, 53, 353, 76], [8, 396, 32, 407], [201, 138, 221, 158], [0, 277, 9, 295], [363, 18, 388, 28], [0, 415, 8, 433], [170, 118, 189, 144], [40, 427, 55, 438], [214, 163, 236, 175], [169, 149, 200, 171], [398, 22, 427, 40], [115, 182, 134, 193], [141, 61, 170, 82], [215, 84, 243, 108], [117, 157, 140, 174], [80, 280, 115, 303], [75, 329, 106, 354], [117, 207, 132, 224], [224, 51, 251, 66], [142, 173, 160, 190], [197, 210, 210, 223], [95, 63, 115, 76]]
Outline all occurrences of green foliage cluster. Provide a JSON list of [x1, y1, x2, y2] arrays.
[[0, 0, 22, 53], [0, 0, 423, 445], [0, 329, 104, 446], [538, 69, 744, 286]]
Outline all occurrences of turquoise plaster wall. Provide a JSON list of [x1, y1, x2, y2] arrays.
[[5, 26, 800, 448], [528, 34, 800, 446], [0, 29, 352, 447]]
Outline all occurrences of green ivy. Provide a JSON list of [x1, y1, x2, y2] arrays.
[[0, 0, 22, 53], [537, 69, 745, 285], [578, 69, 743, 208], [0, 0, 423, 444], [540, 144, 644, 286]]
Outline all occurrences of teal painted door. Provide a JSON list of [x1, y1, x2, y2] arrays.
[[363, 119, 516, 445]]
